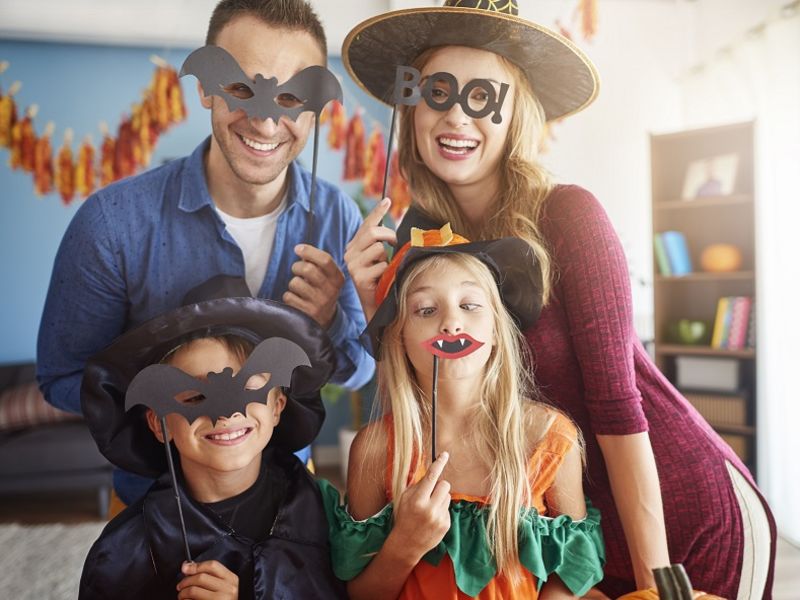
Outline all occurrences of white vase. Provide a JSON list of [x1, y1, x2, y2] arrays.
[[338, 427, 358, 485]]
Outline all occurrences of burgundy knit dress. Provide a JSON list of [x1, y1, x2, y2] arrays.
[[524, 185, 776, 598]]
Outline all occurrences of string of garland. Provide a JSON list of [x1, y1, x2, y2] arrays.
[[0, 56, 186, 205], [319, 100, 412, 223]]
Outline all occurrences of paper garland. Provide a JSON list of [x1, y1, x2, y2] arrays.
[[0, 57, 186, 205]]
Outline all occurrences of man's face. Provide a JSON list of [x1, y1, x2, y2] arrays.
[[203, 15, 326, 186]]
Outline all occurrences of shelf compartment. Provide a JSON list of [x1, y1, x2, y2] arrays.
[[654, 194, 752, 210], [655, 271, 755, 282], [655, 344, 755, 359]]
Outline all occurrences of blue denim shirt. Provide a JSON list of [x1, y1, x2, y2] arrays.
[[37, 138, 374, 502]]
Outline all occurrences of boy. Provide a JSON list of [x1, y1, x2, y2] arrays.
[[79, 276, 346, 599]]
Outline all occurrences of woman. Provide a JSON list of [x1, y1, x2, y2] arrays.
[[342, 2, 776, 598]]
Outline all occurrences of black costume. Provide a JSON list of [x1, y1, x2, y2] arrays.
[[80, 449, 345, 599], [78, 276, 346, 599]]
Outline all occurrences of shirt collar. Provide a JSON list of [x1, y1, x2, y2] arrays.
[[178, 137, 311, 214]]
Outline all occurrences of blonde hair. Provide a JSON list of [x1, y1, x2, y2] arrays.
[[379, 253, 550, 579], [398, 47, 555, 302]]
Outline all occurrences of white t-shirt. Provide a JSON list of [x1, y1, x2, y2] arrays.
[[215, 194, 288, 295]]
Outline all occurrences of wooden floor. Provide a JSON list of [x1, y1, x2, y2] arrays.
[[1, 485, 798, 598]]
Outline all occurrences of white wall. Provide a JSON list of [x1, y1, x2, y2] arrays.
[[678, 1, 800, 543], [517, 1, 693, 339]]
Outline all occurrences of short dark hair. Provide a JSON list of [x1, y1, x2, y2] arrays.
[[206, 0, 327, 57], [161, 334, 255, 366]]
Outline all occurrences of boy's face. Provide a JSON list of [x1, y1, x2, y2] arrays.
[[202, 14, 326, 186], [146, 338, 286, 478]]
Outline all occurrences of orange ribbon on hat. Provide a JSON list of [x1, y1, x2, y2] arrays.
[[374, 223, 470, 306]]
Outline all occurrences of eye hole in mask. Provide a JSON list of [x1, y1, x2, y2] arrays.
[[173, 390, 206, 405], [275, 93, 305, 109], [244, 372, 272, 391], [222, 82, 254, 100]]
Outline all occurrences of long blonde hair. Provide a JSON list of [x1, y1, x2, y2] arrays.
[[398, 47, 555, 302], [379, 253, 549, 578]]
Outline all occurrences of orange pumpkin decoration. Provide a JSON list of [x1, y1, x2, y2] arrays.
[[617, 591, 725, 600], [700, 244, 743, 273]]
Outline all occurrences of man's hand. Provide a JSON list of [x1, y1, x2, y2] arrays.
[[284, 244, 345, 329], [177, 560, 238, 599]]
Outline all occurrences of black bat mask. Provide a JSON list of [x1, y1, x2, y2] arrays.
[[125, 337, 310, 423], [180, 45, 343, 122]]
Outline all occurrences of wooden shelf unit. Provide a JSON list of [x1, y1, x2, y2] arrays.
[[650, 121, 757, 474]]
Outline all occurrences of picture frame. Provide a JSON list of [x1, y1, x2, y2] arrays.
[[681, 153, 739, 200]]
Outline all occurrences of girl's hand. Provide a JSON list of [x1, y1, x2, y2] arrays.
[[177, 560, 238, 600], [344, 198, 398, 321], [389, 451, 452, 562]]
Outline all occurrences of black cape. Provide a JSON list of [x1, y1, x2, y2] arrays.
[[79, 451, 346, 599]]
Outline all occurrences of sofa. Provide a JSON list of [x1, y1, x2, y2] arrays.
[[0, 362, 113, 517]]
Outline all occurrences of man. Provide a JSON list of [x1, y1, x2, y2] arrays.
[[37, 0, 373, 506]]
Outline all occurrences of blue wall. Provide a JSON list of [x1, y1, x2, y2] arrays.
[[0, 40, 387, 443]]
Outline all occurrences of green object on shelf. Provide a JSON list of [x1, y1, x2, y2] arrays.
[[666, 319, 712, 345]]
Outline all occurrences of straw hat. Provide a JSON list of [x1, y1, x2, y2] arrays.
[[342, 0, 599, 121]]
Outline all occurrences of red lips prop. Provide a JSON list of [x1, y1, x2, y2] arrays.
[[423, 333, 484, 359]]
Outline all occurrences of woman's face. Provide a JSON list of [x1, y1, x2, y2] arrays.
[[413, 46, 516, 198]]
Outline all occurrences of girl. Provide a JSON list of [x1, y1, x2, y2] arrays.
[[321, 226, 605, 599], [342, 2, 776, 598]]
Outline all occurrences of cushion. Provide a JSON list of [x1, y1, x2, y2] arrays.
[[0, 381, 80, 432]]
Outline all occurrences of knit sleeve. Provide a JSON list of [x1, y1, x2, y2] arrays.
[[543, 186, 648, 435]]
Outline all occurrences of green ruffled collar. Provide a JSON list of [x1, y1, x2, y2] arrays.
[[318, 478, 605, 597]]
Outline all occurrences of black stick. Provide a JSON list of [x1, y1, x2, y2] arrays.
[[307, 116, 321, 243], [161, 417, 192, 564], [380, 104, 398, 203], [431, 354, 439, 463]]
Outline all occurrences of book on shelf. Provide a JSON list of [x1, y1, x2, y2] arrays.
[[711, 296, 753, 349], [653, 234, 672, 276], [727, 296, 752, 350], [746, 299, 756, 348], [711, 297, 730, 348], [659, 231, 692, 276]]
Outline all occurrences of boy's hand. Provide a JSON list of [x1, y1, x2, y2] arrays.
[[177, 560, 238, 600], [285, 244, 345, 329], [344, 198, 397, 322], [389, 451, 451, 562]]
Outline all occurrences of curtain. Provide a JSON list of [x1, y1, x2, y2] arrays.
[[681, 8, 800, 543]]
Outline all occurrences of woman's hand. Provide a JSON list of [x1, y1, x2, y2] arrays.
[[177, 560, 238, 600], [388, 451, 452, 562], [344, 198, 398, 321]]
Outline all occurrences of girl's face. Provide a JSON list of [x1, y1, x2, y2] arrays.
[[401, 259, 495, 384], [147, 338, 285, 477], [413, 46, 515, 197]]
